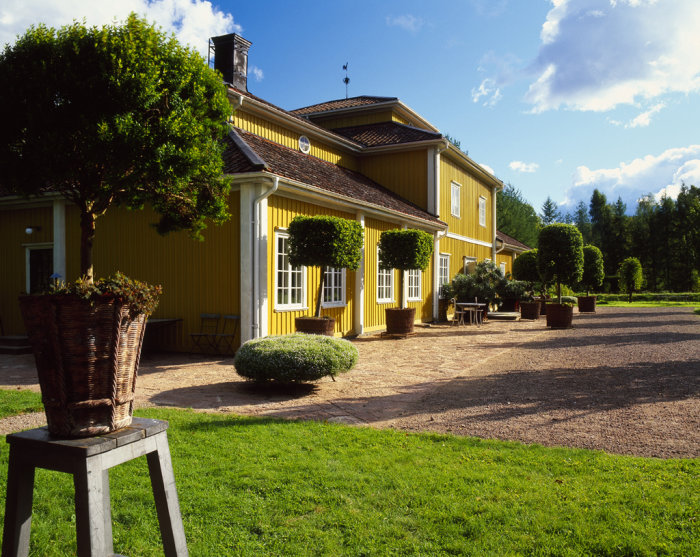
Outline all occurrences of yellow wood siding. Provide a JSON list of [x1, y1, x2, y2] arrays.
[[438, 236, 492, 282], [0, 206, 53, 334], [359, 150, 428, 210], [440, 156, 493, 243], [497, 252, 515, 277], [84, 194, 242, 351], [267, 195, 357, 337], [233, 111, 358, 170]]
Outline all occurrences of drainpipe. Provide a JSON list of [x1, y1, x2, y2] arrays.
[[252, 176, 279, 338]]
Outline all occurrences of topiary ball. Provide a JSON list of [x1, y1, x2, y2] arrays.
[[234, 333, 358, 383]]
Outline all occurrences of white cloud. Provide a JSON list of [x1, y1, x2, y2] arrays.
[[561, 145, 700, 210], [608, 102, 666, 128], [471, 78, 502, 107], [0, 0, 239, 57], [526, 0, 700, 113], [250, 66, 264, 82], [509, 161, 540, 173], [480, 163, 496, 175], [385, 14, 424, 32]]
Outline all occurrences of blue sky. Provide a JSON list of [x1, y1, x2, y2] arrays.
[[2, 0, 699, 216]]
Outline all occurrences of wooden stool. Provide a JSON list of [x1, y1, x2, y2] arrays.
[[2, 418, 187, 557]]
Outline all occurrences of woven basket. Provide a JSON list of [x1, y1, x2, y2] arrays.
[[19, 294, 147, 438]]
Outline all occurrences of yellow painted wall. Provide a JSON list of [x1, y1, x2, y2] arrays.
[[0, 205, 53, 334], [497, 251, 516, 277], [440, 156, 494, 243], [267, 195, 357, 337], [438, 236, 493, 283], [359, 150, 428, 210], [233, 111, 358, 170]]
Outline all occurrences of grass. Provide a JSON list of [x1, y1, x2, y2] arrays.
[[597, 300, 699, 308], [0, 389, 43, 419], [1, 408, 697, 556]]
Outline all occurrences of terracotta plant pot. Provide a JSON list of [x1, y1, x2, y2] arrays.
[[519, 301, 541, 320], [577, 295, 597, 313], [545, 303, 574, 329], [19, 294, 146, 438], [385, 307, 416, 335], [500, 298, 519, 312], [295, 316, 335, 336]]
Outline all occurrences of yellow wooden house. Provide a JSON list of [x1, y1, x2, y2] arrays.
[[0, 33, 523, 351]]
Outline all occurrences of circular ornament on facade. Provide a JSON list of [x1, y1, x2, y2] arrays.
[[298, 135, 311, 154]]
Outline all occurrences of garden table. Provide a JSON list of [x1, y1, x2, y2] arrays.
[[455, 302, 487, 326], [2, 418, 187, 557]]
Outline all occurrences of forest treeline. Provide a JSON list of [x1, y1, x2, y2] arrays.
[[497, 184, 700, 292]]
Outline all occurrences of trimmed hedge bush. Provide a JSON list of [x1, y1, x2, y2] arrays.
[[619, 257, 644, 302], [537, 224, 584, 303], [580, 245, 605, 295], [234, 334, 358, 383]]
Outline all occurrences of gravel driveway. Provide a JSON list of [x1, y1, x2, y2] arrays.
[[1, 306, 698, 458]]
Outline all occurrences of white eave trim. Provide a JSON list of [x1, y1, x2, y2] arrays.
[[0, 191, 65, 209], [445, 231, 493, 248], [231, 171, 446, 232]]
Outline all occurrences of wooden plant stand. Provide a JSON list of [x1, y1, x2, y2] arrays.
[[2, 418, 187, 557]]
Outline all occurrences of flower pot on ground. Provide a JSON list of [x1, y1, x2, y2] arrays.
[[295, 316, 336, 336], [577, 295, 597, 313], [378, 229, 434, 335], [545, 303, 574, 328], [519, 301, 541, 320], [19, 274, 160, 437]]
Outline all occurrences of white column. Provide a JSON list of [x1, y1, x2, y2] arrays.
[[239, 184, 256, 344], [52, 199, 66, 281], [432, 234, 440, 320], [353, 212, 365, 335]]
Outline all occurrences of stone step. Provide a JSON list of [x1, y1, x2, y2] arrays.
[[0, 344, 33, 355]]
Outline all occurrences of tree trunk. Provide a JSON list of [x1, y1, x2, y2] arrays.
[[399, 270, 405, 309], [314, 269, 326, 317], [80, 210, 96, 283]]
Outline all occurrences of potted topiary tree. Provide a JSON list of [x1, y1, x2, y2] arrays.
[[287, 215, 364, 335], [511, 249, 541, 320], [378, 228, 434, 334], [0, 16, 231, 437], [577, 245, 605, 312], [537, 224, 584, 328], [619, 257, 643, 303]]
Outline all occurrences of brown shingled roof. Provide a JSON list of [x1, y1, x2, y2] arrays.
[[225, 128, 444, 227], [290, 96, 397, 115], [332, 122, 442, 147], [497, 230, 531, 251]]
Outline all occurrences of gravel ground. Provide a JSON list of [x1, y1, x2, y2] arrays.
[[1, 306, 698, 458]]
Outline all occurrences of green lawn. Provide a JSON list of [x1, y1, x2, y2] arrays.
[[1, 408, 696, 556], [596, 300, 699, 308], [0, 389, 43, 419]]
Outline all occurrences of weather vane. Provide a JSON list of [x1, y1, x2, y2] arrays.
[[342, 62, 350, 99]]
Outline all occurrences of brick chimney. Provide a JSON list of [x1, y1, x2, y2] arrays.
[[209, 34, 251, 91]]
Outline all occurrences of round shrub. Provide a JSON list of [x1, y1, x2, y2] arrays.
[[234, 333, 358, 383]]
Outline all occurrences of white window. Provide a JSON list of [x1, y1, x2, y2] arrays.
[[377, 249, 394, 303], [275, 232, 305, 310], [439, 254, 450, 291], [407, 269, 421, 301], [451, 182, 461, 217], [500, 262, 507, 275], [463, 256, 477, 274], [479, 196, 487, 227], [322, 267, 345, 307]]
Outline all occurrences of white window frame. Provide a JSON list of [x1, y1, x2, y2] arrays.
[[321, 266, 346, 308], [275, 231, 306, 311], [500, 262, 507, 275], [479, 196, 487, 227], [439, 253, 450, 293], [451, 182, 461, 218], [463, 256, 477, 274], [407, 269, 422, 301], [377, 248, 394, 303]]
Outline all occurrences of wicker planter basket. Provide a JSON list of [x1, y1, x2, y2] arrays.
[[519, 301, 541, 320], [295, 317, 335, 336], [385, 307, 416, 335], [577, 295, 597, 313], [545, 303, 574, 329], [19, 294, 147, 438]]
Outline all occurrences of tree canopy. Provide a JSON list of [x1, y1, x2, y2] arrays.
[[537, 224, 584, 303], [378, 228, 434, 308], [0, 14, 232, 281], [496, 184, 540, 248], [619, 257, 643, 302]]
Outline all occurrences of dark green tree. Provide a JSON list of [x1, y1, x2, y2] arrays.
[[630, 195, 658, 290], [287, 215, 364, 317], [378, 229, 434, 309], [619, 257, 643, 302], [511, 248, 542, 298], [675, 185, 700, 290], [0, 15, 231, 282], [579, 245, 605, 295], [496, 184, 540, 248], [608, 197, 630, 274], [540, 196, 561, 226], [573, 201, 593, 244], [537, 224, 584, 303]]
